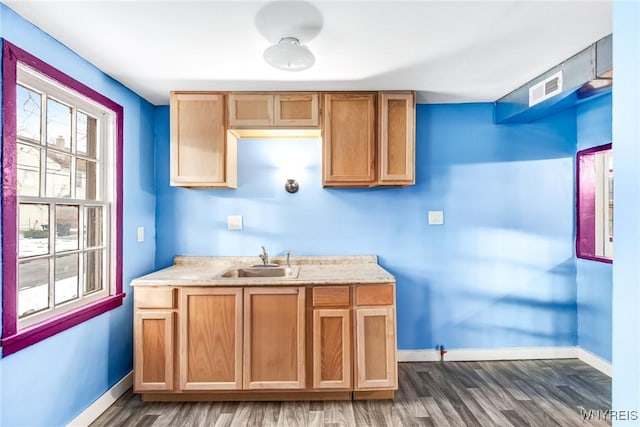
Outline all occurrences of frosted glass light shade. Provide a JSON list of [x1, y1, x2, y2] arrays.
[[263, 37, 315, 71]]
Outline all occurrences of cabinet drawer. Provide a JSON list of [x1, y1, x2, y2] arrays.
[[312, 286, 350, 307], [355, 284, 394, 306], [135, 287, 175, 309]]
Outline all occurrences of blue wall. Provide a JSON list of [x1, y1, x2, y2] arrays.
[[155, 102, 578, 352], [576, 93, 613, 362], [0, 5, 156, 426], [612, 1, 640, 424]]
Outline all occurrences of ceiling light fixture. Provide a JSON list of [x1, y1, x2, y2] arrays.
[[263, 37, 315, 72]]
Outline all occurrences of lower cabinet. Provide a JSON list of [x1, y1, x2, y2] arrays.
[[243, 287, 306, 389], [133, 283, 397, 399], [354, 284, 398, 390], [354, 306, 397, 389], [312, 308, 351, 389], [134, 310, 174, 391], [179, 288, 243, 390]]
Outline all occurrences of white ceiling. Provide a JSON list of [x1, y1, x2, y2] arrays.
[[4, 1, 612, 105]]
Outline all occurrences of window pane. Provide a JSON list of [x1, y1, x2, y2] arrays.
[[17, 143, 41, 197], [46, 98, 71, 151], [17, 85, 42, 143], [46, 152, 72, 197], [55, 254, 79, 305], [18, 258, 49, 318], [84, 250, 104, 295], [55, 205, 79, 252], [76, 159, 98, 200], [77, 112, 98, 158], [19, 203, 49, 257], [85, 206, 104, 248]]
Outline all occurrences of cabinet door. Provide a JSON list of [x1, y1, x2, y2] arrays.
[[354, 307, 397, 390], [243, 287, 305, 389], [322, 93, 377, 186], [274, 93, 319, 127], [378, 92, 415, 185], [228, 94, 273, 127], [179, 288, 243, 390], [170, 92, 236, 188], [313, 309, 351, 389], [134, 310, 174, 391]]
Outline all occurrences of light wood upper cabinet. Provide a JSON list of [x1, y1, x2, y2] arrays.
[[170, 92, 237, 188], [179, 288, 243, 390], [378, 92, 415, 185], [274, 94, 319, 127], [228, 93, 319, 128], [243, 287, 306, 389], [322, 93, 377, 186], [228, 94, 273, 127]]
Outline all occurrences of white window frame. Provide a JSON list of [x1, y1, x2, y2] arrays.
[[16, 63, 117, 330]]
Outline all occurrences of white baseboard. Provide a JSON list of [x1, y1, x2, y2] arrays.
[[398, 346, 612, 377], [66, 371, 132, 427], [577, 348, 612, 377], [398, 346, 578, 362]]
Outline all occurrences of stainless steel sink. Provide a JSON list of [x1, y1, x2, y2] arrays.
[[218, 265, 300, 279]]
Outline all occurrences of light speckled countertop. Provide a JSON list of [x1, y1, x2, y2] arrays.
[[131, 255, 395, 287]]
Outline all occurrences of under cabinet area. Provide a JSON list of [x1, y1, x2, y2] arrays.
[[133, 281, 397, 401]]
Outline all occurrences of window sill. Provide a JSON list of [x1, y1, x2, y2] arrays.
[[1, 292, 125, 357]]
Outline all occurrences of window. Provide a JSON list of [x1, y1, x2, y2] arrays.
[[2, 41, 124, 356], [576, 143, 613, 262]]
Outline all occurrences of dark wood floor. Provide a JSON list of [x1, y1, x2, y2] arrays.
[[91, 359, 611, 426]]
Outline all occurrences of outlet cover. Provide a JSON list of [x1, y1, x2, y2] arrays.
[[227, 215, 243, 230], [136, 226, 144, 242], [428, 211, 444, 225]]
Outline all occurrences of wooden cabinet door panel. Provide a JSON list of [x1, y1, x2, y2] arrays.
[[274, 94, 319, 127], [180, 288, 243, 390], [170, 92, 233, 187], [228, 94, 273, 127], [379, 92, 415, 185], [313, 309, 351, 389], [322, 93, 376, 186], [355, 307, 397, 390], [243, 287, 305, 389], [134, 311, 174, 391]]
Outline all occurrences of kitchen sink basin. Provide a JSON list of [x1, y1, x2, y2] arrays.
[[218, 265, 300, 279]]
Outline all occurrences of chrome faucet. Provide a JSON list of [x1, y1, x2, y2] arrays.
[[286, 250, 291, 268], [259, 246, 269, 266]]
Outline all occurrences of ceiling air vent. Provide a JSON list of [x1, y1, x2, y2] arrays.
[[528, 70, 563, 107]]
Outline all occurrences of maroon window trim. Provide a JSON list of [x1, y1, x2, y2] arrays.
[[1, 40, 125, 357], [576, 142, 613, 264]]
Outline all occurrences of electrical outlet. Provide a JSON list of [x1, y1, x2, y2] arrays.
[[136, 226, 144, 242], [428, 211, 444, 225]]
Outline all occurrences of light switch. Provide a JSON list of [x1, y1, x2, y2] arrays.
[[227, 215, 243, 230], [428, 211, 444, 225], [136, 226, 144, 242]]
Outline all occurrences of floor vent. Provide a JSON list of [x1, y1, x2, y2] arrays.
[[529, 70, 563, 106]]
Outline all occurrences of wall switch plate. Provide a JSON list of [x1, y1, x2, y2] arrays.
[[428, 211, 444, 225], [227, 215, 243, 230], [137, 226, 144, 242]]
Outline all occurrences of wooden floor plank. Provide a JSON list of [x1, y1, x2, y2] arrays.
[[90, 359, 611, 427]]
